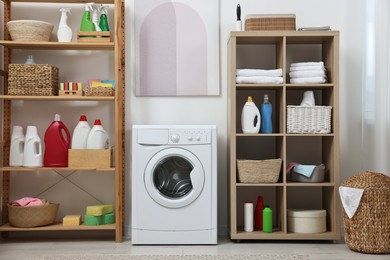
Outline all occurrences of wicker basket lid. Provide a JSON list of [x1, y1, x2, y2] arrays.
[[342, 171, 390, 190]]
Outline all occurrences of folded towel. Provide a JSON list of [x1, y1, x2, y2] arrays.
[[289, 70, 326, 78], [293, 165, 316, 178], [10, 197, 45, 207], [236, 68, 283, 77], [236, 76, 283, 84], [290, 77, 327, 84], [289, 65, 325, 72], [291, 61, 324, 67]]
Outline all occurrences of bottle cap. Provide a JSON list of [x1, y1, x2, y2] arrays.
[[247, 96, 253, 102], [80, 115, 87, 121], [54, 114, 61, 121], [244, 201, 253, 204], [94, 119, 102, 125]]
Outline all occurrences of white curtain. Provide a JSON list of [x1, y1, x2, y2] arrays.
[[361, 0, 390, 174]]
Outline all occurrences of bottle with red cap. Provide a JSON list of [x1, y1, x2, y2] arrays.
[[43, 114, 71, 167], [86, 119, 110, 149], [71, 115, 91, 149]]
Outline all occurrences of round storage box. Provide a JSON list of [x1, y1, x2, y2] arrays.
[[8, 203, 59, 228], [341, 171, 390, 254], [287, 209, 326, 233]]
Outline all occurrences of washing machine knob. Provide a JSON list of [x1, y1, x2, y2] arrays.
[[170, 134, 180, 143], [187, 136, 193, 141], [195, 136, 201, 141]]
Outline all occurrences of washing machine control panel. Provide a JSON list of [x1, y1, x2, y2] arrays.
[[169, 128, 211, 145]]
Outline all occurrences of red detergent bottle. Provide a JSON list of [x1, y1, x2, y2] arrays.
[[43, 114, 71, 167]]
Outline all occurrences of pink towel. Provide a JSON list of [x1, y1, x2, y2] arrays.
[[10, 197, 44, 207]]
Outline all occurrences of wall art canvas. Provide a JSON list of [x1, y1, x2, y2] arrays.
[[135, 0, 220, 96]]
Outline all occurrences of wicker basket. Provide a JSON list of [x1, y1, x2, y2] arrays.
[[287, 105, 332, 134], [7, 20, 53, 42], [85, 86, 114, 96], [237, 159, 282, 183], [245, 14, 296, 31], [341, 171, 390, 254], [8, 64, 59, 96], [8, 203, 59, 228]]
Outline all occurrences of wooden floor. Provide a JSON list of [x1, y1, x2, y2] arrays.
[[0, 234, 388, 260]]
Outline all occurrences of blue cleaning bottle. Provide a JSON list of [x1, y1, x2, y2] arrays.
[[260, 94, 273, 133]]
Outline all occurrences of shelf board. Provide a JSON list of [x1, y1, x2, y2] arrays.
[[236, 84, 283, 89], [286, 83, 334, 89], [231, 230, 339, 240], [286, 182, 335, 187], [0, 167, 115, 172], [0, 222, 115, 231], [0, 41, 114, 50], [236, 133, 284, 137], [237, 183, 284, 187], [0, 95, 114, 101], [286, 133, 335, 137]]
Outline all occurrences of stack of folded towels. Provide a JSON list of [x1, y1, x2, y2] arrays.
[[289, 61, 327, 84], [236, 68, 283, 84]]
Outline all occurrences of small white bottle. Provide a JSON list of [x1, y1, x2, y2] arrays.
[[86, 119, 110, 149], [71, 115, 91, 149], [9, 125, 25, 167], [57, 8, 73, 42], [244, 201, 254, 232], [23, 126, 43, 167], [241, 96, 261, 133]]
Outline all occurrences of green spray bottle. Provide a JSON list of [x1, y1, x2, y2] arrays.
[[99, 5, 110, 32], [80, 2, 95, 33]]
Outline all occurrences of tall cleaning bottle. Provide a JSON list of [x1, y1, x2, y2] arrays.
[[44, 114, 71, 167], [241, 96, 261, 134], [92, 4, 101, 32], [79, 2, 95, 36], [71, 115, 91, 149], [23, 126, 43, 167], [57, 7, 73, 42], [99, 5, 110, 32], [260, 94, 273, 133], [86, 119, 110, 149], [9, 125, 25, 167]]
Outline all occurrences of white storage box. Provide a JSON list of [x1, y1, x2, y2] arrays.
[[287, 209, 326, 233], [287, 106, 332, 134]]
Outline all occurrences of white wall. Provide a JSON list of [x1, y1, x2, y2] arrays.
[[1, 0, 366, 237]]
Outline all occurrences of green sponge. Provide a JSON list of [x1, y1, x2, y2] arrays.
[[86, 204, 113, 216], [84, 212, 115, 226]]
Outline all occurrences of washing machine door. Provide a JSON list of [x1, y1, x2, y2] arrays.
[[144, 147, 205, 209]]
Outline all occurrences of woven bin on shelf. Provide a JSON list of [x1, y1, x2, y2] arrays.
[[341, 171, 390, 254], [287, 105, 332, 134], [245, 14, 296, 31], [8, 203, 59, 228], [85, 86, 114, 96], [237, 159, 282, 183], [8, 64, 59, 96]]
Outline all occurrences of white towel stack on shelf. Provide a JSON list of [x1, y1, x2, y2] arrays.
[[289, 62, 327, 84], [236, 68, 283, 84]]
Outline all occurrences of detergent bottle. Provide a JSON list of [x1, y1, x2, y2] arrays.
[[43, 114, 71, 167], [57, 7, 72, 42], [92, 4, 102, 32], [86, 119, 110, 149], [9, 125, 25, 167], [260, 94, 273, 133], [80, 2, 95, 34], [241, 96, 261, 134], [23, 126, 43, 167], [99, 5, 110, 32], [71, 115, 91, 149]]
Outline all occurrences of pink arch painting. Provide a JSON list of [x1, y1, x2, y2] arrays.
[[139, 2, 208, 96]]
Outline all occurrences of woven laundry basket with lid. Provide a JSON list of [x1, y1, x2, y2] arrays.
[[341, 171, 390, 254]]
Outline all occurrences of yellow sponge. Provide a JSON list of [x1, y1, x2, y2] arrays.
[[63, 215, 82, 226], [86, 204, 113, 216]]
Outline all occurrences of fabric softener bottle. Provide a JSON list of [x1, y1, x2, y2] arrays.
[[44, 114, 71, 167], [260, 94, 272, 133]]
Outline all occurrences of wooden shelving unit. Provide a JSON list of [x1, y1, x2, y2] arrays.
[[228, 31, 340, 241], [0, 0, 125, 242]]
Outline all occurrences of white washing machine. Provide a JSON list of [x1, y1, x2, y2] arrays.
[[131, 125, 217, 244]]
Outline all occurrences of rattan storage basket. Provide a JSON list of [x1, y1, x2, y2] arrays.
[[237, 159, 282, 183], [7, 20, 53, 42], [85, 86, 114, 96], [341, 171, 390, 254], [8, 64, 59, 96], [287, 105, 332, 134], [245, 14, 296, 31], [8, 203, 59, 228]]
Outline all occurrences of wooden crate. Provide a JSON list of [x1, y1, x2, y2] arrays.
[[59, 90, 82, 96], [77, 31, 111, 43], [68, 149, 112, 168]]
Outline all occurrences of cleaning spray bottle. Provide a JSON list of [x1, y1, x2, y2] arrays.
[[99, 5, 110, 32], [92, 4, 102, 32], [80, 2, 95, 36], [57, 8, 72, 42], [44, 114, 71, 167], [241, 96, 261, 134], [86, 119, 110, 149]]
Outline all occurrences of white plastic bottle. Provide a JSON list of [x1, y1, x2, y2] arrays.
[[86, 119, 110, 149], [23, 126, 43, 167], [71, 115, 91, 149], [241, 96, 261, 133], [244, 201, 254, 232], [9, 125, 25, 167], [57, 8, 73, 42]]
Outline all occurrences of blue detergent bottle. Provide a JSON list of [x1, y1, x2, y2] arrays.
[[260, 94, 272, 133]]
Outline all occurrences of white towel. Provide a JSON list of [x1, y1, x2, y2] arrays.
[[289, 70, 326, 78], [236, 68, 283, 77], [290, 77, 327, 84], [236, 76, 283, 84], [289, 65, 325, 72], [291, 61, 324, 67]]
